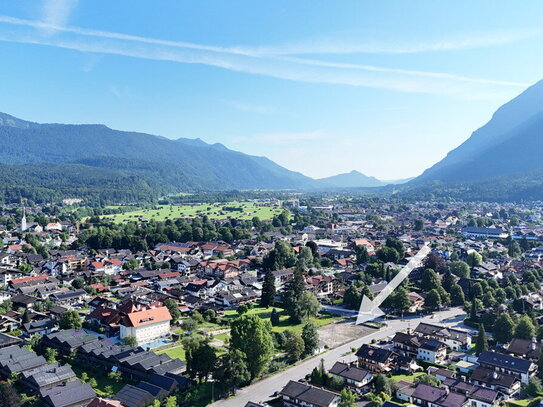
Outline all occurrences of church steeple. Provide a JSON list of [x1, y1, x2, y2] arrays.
[[21, 199, 27, 232]]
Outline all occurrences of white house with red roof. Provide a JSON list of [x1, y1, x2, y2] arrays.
[[119, 306, 172, 346]]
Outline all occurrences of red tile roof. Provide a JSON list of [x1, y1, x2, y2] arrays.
[[124, 306, 171, 327], [11, 275, 49, 284]]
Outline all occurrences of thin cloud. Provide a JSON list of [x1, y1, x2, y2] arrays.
[[40, 0, 78, 34], [0, 15, 528, 98], [233, 29, 540, 56]]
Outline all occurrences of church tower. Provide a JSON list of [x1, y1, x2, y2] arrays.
[[21, 200, 28, 232]]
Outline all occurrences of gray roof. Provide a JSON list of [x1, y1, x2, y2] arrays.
[[115, 384, 154, 407], [470, 366, 519, 387], [280, 380, 339, 407], [0, 345, 47, 373], [415, 322, 470, 343], [329, 362, 370, 382], [23, 362, 76, 388], [41, 379, 96, 407], [478, 350, 533, 374]]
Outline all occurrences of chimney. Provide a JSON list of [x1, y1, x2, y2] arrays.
[[493, 371, 499, 380]]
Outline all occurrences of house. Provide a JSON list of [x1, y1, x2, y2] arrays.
[[115, 384, 154, 407], [443, 379, 500, 407], [417, 340, 447, 364], [393, 332, 447, 364], [306, 275, 335, 297], [41, 329, 98, 353], [412, 383, 468, 407], [119, 306, 172, 346], [23, 318, 56, 337], [87, 306, 122, 336], [20, 362, 77, 391], [40, 379, 96, 407], [428, 367, 456, 382], [505, 338, 541, 361], [393, 332, 423, 358], [0, 345, 47, 375], [88, 399, 124, 407], [469, 367, 521, 396], [461, 227, 508, 239], [280, 380, 340, 407], [395, 380, 416, 403], [408, 292, 425, 312], [45, 222, 63, 232], [329, 361, 373, 393], [355, 344, 396, 373], [477, 350, 535, 384], [49, 290, 87, 307], [414, 323, 471, 351]]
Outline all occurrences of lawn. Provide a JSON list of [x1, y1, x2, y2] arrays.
[[223, 305, 342, 335], [155, 343, 186, 361], [508, 398, 540, 407], [72, 365, 131, 397], [390, 372, 425, 383], [101, 201, 283, 223], [165, 306, 341, 362]]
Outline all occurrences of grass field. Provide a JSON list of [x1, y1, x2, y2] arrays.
[[390, 371, 425, 383], [507, 398, 541, 407], [72, 365, 131, 397], [155, 343, 186, 360], [223, 305, 342, 335], [101, 201, 283, 223], [162, 306, 341, 362]]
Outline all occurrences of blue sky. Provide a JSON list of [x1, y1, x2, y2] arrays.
[[0, 1, 542, 179]]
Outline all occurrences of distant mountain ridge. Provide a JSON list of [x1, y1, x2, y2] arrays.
[[0, 112, 318, 193], [404, 79, 543, 201], [415, 80, 543, 182], [318, 170, 385, 188]]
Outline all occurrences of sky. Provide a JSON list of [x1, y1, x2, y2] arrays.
[[0, 1, 542, 180]]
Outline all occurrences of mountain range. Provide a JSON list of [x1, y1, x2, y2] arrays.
[[401, 79, 543, 200], [2, 78, 543, 203], [0, 112, 393, 203]]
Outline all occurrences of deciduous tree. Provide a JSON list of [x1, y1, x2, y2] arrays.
[[230, 314, 274, 380]]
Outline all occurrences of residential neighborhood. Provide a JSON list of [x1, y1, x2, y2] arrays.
[[1, 196, 543, 407]]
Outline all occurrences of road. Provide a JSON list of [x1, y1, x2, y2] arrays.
[[358, 244, 431, 323], [209, 307, 466, 407]]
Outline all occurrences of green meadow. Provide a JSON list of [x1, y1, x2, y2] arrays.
[[102, 201, 283, 223]]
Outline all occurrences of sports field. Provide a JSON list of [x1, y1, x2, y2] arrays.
[[102, 201, 283, 223]]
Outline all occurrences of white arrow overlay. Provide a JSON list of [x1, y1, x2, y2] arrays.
[[356, 244, 431, 325]]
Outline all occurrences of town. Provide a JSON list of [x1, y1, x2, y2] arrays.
[[1, 195, 543, 407]]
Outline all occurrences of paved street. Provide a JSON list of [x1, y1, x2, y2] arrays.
[[209, 307, 466, 407]]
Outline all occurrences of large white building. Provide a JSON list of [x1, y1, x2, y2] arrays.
[[119, 306, 172, 346]]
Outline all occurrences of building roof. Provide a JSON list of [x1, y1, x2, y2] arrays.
[[329, 362, 370, 382], [415, 322, 470, 343], [0, 345, 47, 373], [462, 227, 505, 235], [280, 381, 339, 407], [114, 384, 154, 407], [355, 344, 395, 363], [88, 399, 124, 407], [22, 362, 76, 388], [41, 380, 96, 407], [413, 383, 467, 407], [478, 350, 533, 374], [124, 306, 171, 328], [470, 366, 519, 387], [507, 338, 542, 360]]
